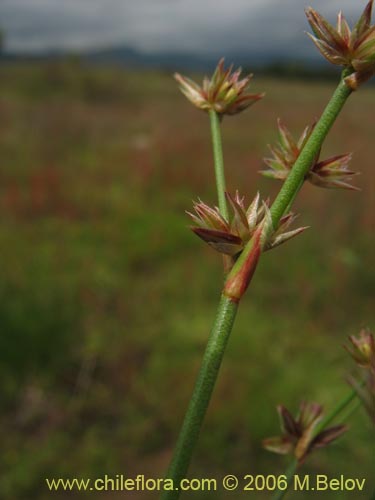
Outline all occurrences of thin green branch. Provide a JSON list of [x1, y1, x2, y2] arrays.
[[337, 397, 362, 424], [315, 388, 358, 435], [209, 109, 229, 220], [272, 458, 298, 500], [161, 295, 238, 500]]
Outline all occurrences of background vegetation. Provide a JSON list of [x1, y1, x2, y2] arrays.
[[0, 61, 373, 499]]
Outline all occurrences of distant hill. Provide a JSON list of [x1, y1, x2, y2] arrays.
[[2, 43, 318, 66], [82, 46, 327, 73], [84, 46, 214, 70], [1, 44, 341, 80]]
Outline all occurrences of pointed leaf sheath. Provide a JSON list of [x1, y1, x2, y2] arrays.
[[305, 1, 375, 89], [174, 58, 264, 116], [223, 226, 263, 302]]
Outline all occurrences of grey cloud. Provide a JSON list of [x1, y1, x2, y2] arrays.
[[0, 0, 370, 55]]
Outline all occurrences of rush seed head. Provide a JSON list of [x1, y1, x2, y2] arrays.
[[261, 119, 359, 190], [174, 58, 265, 116], [345, 329, 375, 425], [345, 328, 375, 372], [263, 401, 348, 463], [187, 191, 307, 258], [306, 0, 375, 89]]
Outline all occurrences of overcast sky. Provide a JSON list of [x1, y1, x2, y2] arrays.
[[0, 0, 369, 57]]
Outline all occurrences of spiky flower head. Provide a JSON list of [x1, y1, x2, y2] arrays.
[[346, 329, 375, 425], [345, 328, 375, 372], [187, 191, 307, 257], [261, 119, 359, 190], [306, 0, 375, 89], [174, 58, 264, 116], [263, 402, 348, 463]]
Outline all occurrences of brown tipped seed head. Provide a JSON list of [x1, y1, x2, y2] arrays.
[[345, 328, 375, 371], [261, 119, 314, 181], [187, 191, 307, 258], [174, 58, 264, 115], [263, 401, 348, 463], [260, 119, 359, 190], [305, 1, 375, 89], [346, 328, 375, 425]]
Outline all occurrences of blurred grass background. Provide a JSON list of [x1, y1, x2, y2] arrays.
[[0, 60, 374, 499]]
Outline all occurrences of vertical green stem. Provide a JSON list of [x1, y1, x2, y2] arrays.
[[272, 459, 298, 500], [315, 387, 358, 434], [161, 295, 238, 500], [163, 73, 353, 500], [336, 397, 362, 424], [209, 109, 229, 220], [318, 389, 358, 429]]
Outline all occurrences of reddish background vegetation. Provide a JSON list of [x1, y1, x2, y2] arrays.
[[0, 62, 373, 498]]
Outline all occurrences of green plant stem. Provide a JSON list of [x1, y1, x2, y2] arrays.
[[209, 109, 229, 220], [337, 397, 362, 424], [270, 74, 352, 227], [272, 458, 298, 500], [163, 74, 353, 500], [161, 295, 238, 500], [315, 387, 358, 435]]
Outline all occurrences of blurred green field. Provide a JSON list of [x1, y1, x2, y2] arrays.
[[0, 61, 374, 499]]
